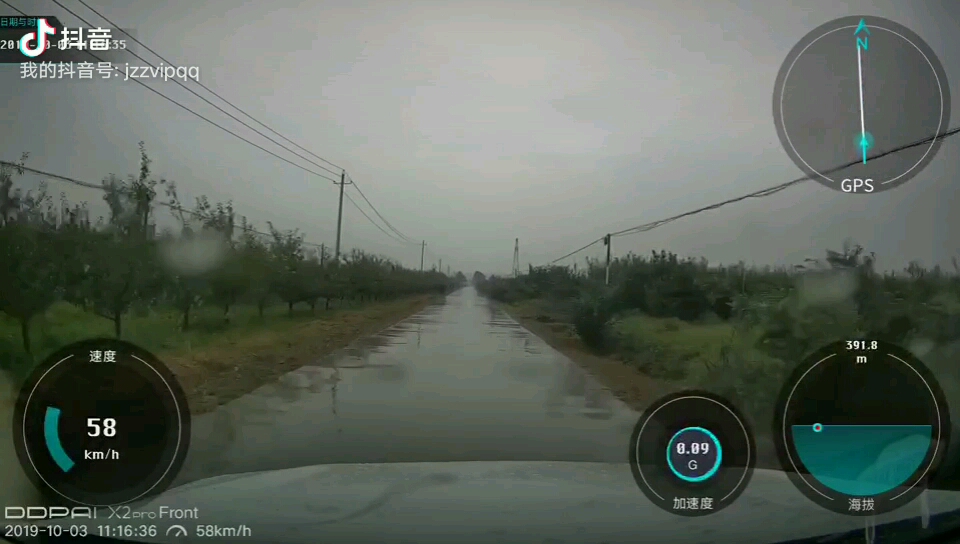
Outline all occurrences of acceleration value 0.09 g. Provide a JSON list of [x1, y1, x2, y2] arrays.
[[675, 441, 711, 455]]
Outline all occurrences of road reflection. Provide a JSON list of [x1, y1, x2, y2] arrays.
[[177, 287, 638, 485]]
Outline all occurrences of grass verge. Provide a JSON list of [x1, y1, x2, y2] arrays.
[[502, 299, 684, 411], [502, 297, 783, 468], [0, 296, 439, 415], [0, 296, 439, 510], [168, 296, 438, 414]]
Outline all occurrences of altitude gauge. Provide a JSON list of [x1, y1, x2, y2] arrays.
[[773, 16, 950, 193], [13, 339, 191, 506], [773, 340, 950, 516]]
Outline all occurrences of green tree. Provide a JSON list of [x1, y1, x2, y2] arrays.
[[78, 143, 164, 337], [268, 223, 307, 315], [0, 159, 65, 354], [161, 182, 208, 331], [237, 218, 273, 317], [0, 224, 63, 354], [197, 198, 249, 323]]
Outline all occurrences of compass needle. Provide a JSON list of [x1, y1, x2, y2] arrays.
[[856, 20, 868, 164]]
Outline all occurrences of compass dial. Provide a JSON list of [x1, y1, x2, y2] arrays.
[[773, 16, 950, 193]]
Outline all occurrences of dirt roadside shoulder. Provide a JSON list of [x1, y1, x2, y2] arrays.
[[499, 302, 681, 412], [501, 301, 781, 468], [166, 295, 439, 415]]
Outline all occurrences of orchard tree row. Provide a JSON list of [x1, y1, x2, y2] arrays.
[[0, 145, 464, 355]]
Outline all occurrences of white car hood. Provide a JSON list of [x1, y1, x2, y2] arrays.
[[41, 462, 960, 544]]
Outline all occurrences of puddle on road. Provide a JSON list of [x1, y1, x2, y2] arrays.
[[177, 288, 639, 485]]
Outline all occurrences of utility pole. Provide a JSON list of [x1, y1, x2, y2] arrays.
[[420, 240, 425, 272], [320, 243, 325, 266], [439, 258, 442, 274], [512, 238, 520, 277], [334, 170, 347, 261], [604, 234, 612, 286]]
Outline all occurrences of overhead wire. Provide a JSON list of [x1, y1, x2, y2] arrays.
[[15, 2, 955, 273], [343, 191, 410, 245], [549, 238, 605, 265], [547, 125, 960, 264], [3, 159, 452, 268], [0, 160, 327, 249], [5, 0, 444, 263], [49, 0, 342, 180], [609, 125, 960, 239], [346, 173, 417, 244], [3, 0, 339, 184], [72, 0, 426, 253], [74, 0, 343, 173]]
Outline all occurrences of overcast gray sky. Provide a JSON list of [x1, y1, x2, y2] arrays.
[[2, 0, 958, 275]]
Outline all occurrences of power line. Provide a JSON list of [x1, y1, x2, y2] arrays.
[[347, 174, 417, 244], [73, 0, 343, 173], [2, 159, 454, 272], [343, 191, 410, 245], [549, 238, 604, 265], [1, 0, 339, 185], [78, 0, 428, 251], [70, 0, 436, 258], [0, 160, 431, 252], [336, 176, 438, 251], [0, 159, 328, 248], [0, 0, 436, 260], [339, 176, 454, 265], [47, 0, 343, 181], [547, 125, 960, 264], [351, 183, 415, 243], [0, 5, 420, 273], [610, 126, 960, 239]]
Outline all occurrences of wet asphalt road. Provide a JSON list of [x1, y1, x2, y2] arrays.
[[176, 287, 641, 484]]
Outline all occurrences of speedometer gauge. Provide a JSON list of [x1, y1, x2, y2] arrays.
[[12, 338, 191, 506]]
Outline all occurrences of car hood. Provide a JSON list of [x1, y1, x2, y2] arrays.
[[41, 462, 960, 544]]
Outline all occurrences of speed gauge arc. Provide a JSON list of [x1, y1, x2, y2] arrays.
[[773, 16, 951, 193], [13, 338, 191, 507]]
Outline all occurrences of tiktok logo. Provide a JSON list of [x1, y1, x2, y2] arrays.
[[19, 18, 56, 58]]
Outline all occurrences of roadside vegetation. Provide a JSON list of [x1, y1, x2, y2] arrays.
[[474, 247, 960, 434], [0, 145, 465, 392]]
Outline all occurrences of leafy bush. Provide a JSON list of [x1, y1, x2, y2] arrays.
[[697, 342, 789, 432], [713, 295, 734, 321], [572, 296, 613, 351], [475, 240, 960, 398], [667, 276, 711, 322], [474, 265, 586, 304]]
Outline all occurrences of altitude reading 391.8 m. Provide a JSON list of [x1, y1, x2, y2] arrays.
[[773, 340, 950, 516]]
